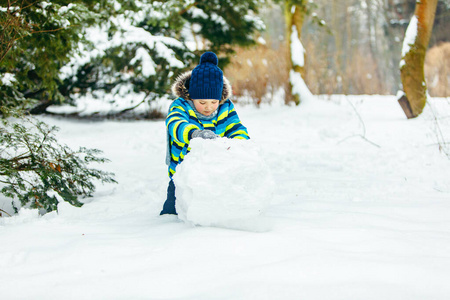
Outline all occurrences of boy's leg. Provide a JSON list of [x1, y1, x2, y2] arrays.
[[160, 179, 177, 215]]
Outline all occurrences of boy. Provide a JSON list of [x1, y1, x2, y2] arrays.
[[160, 52, 250, 215]]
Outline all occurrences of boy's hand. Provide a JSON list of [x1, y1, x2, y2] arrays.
[[192, 130, 219, 139]]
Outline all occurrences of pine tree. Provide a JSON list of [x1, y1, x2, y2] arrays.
[[61, 0, 266, 117], [181, 0, 265, 64], [0, 1, 118, 214], [0, 114, 116, 213], [0, 0, 110, 113]]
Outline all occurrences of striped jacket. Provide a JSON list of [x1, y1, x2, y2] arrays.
[[166, 72, 250, 177]]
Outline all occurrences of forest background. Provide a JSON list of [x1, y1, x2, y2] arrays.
[[0, 0, 449, 214], [1, 0, 449, 117], [228, 0, 449, 102]]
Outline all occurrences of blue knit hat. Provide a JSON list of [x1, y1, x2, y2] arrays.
[[188, 52, 223, 100]]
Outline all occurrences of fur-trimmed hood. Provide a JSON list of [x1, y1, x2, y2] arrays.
[[171, 71, 232, 104]]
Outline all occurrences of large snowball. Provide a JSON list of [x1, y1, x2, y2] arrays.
[[174, 138, 274, 228]]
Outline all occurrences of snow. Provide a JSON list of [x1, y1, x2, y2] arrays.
[[39, 1, 51, 10], [129, 47, 156, 77], [290, 25, 305, 67], [290, 69, 314, 103], [174, 138, 274, 230], [189, 6, 208, 19], [401, 15, 418, 58], [0, 73, 16, 86], [396, 89, 405, 99], [46, 92, 171, 117], [59, 14, 184, 80], [289, 25, 312, 104], [58, 3, 75, 14], [2, 95, 450, 299], [244, 13, 265, 31], [181, 23, 200, 51]]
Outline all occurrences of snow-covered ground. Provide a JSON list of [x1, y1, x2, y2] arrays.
[[1, 95, 450, 299]]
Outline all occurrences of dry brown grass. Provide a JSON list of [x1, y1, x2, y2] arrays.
[[425, 42, 450, 97], [225, 41, 391, 102], [224, 41, 449, 102], [224, 43, 290, 105], [303, 41, 391, 95]]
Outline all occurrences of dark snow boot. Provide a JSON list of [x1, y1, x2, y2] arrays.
[[160, 180, 177, 215]]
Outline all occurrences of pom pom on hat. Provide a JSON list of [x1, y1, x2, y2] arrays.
[[199, 52, 219, 65], [188, 52, 223, 100]]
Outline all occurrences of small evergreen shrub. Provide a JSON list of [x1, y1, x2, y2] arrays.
[[0, 114, 117, 213]]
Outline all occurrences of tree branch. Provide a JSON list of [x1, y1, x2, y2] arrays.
[[0, 1, 78, 63], [178, 2, 199, 15], [116, 91, 152, 116], [338, 98, 381, 148], [0, 209, 12, 217]]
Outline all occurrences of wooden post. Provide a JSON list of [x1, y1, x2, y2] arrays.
[[398, 94, 415, 119]]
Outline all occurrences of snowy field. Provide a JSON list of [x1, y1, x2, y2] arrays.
[[1, 95, 450, 299]]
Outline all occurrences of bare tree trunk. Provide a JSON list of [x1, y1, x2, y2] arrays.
[[399, 0, 438, 118], [382, 0, 402, 93], [366, 0, 384, 93], [285, 1, 311, 105]]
